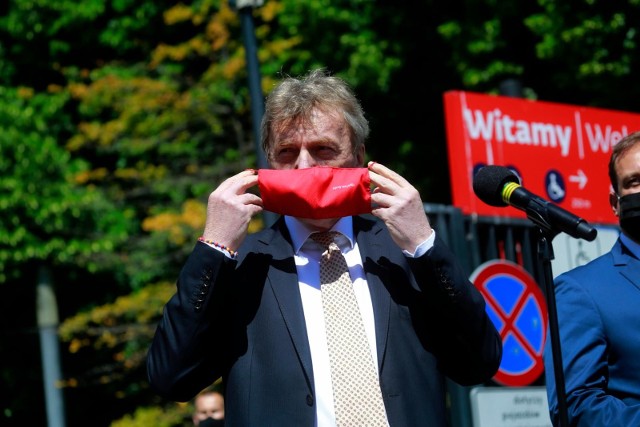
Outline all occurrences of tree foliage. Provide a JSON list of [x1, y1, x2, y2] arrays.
[[437, 0, 640, 108], [0, 86, 130, 283]]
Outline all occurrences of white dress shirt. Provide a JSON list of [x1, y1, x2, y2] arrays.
[[284, 215, 435, 426]]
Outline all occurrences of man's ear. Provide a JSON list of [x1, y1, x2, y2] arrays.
[[610, 191, 620, 217]]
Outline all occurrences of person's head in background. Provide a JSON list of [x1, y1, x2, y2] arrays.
[[609, 131, 640, 243], [192, 387, 224, 427]]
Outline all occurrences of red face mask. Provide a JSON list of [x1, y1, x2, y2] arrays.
[[258, 167, 372, 219]]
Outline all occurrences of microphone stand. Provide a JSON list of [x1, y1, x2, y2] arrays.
[[535, 227, 569, 427]]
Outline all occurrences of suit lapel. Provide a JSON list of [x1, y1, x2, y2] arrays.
[[259, 219, 315, 392], [614, 239, 640, 294], [354, 216, 391, 370]]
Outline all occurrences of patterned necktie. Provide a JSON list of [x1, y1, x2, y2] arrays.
[[310, 231, 388, 427]]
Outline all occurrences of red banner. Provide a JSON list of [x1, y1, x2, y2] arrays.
[[444, 91, 640, 225]]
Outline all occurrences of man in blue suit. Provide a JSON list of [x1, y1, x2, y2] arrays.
[[147, 69, 502, 426], [544, 131, 640, 426]]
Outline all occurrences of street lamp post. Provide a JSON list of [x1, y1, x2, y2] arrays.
[[229, 0, 278, 226], [37, 265, 66, 427], [229, 0, 267, 170]]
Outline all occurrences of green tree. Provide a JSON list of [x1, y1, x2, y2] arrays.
[[0, 84, 133, 426], [437, 0, 640, 109]]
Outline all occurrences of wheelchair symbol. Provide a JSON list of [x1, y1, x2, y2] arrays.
[[545, 170, 566, 203]]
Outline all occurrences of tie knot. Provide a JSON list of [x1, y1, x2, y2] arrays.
[[309, 231, 340, 250]]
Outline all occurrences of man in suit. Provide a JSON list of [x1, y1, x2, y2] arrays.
[[147, 69, 502, 426], [544, 131, 640, 426]]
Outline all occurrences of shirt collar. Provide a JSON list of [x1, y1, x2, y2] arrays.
[[284, 216, 355, 254]]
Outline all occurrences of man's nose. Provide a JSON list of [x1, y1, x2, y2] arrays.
[[295, 149, 315, 169]]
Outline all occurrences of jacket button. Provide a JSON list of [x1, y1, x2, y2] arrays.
[[306, 394, 314, 406]]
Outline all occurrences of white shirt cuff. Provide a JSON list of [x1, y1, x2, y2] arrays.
[[402, 229, 436, 258]]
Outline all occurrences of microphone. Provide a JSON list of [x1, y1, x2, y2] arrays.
[[473, 165, 597, 241]]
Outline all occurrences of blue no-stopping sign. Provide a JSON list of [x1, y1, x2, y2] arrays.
[[471, 260, 548, 386]]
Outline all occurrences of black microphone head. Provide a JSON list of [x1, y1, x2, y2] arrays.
[[473, 165, 520, 207]]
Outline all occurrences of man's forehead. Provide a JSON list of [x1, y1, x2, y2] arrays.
[[617, 144, 640, 168], [196, 393, 222, 405], [274, 112, 346, 139]]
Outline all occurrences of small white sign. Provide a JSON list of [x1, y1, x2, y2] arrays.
[[551, 225, 619, 278], [470, 386, 552, 427]]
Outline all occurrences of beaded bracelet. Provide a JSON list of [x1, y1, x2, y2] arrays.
[[198, 237, 238, 259]]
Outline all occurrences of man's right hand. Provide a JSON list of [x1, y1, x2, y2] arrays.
[[202, 169, 263, 252]]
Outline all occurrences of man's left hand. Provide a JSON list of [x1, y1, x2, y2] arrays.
[[368, 161, 433, 253]]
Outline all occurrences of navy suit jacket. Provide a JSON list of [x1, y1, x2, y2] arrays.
[[148, 216, 501, 426], [544, 238, 640, 426]]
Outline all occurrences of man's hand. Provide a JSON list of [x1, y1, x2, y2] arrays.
[[202, 169, 263, 251], [368, 161, 433, 253]]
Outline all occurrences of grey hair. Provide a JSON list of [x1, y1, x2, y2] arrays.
[[260, 68, 369, 160]]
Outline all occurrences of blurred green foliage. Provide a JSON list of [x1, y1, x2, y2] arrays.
[[0, 86, 130, 283]]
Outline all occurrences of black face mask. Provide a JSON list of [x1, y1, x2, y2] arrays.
[[618, 192, 640, 241], [199, 417, 224, 427]]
